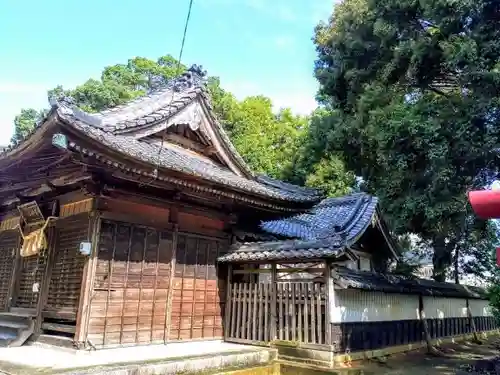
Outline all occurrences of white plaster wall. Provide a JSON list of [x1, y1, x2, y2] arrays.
[[330, 289, 420, 323], [469, 299, 493, 317], [421, 296, 467, 319]]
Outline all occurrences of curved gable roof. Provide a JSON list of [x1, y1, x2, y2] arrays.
[[0, 65, 323, 207]]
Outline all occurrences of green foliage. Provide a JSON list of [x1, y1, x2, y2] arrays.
[[11, 108, 48, 144], [313, 0, 500, 281], [283, 109, 356, 197], [228, 97, 308, 179]]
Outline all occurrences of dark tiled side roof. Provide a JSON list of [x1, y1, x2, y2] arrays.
[[256, 175, 323, 199], [333, 266, 487, 300], [217, 236, 347, 262], [261, 193, 377, 242]]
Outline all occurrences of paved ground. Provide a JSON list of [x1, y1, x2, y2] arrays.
[[358, 336, 500, 375]]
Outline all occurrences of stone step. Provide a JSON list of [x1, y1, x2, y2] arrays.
[[0, 317, 30, 330]]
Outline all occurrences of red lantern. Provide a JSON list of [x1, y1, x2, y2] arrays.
[[468, 190, 500, 219]]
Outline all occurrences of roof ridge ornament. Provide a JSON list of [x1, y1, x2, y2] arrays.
[[148, 64, 208, 93], [48, 93, 103, 128]]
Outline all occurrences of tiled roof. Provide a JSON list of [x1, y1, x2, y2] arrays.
[[60, 118, 322, 203], [1, 65, 322, 205], [217, 236, 347, 262], [260, 193, 377, 242], [218, 193, 399, 262], [333, 266, 486, 299]]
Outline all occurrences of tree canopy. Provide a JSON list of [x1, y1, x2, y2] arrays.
[[312, 0, 500, 281]]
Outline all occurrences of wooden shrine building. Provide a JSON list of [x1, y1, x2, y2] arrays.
[[0, 65, 323, 348]]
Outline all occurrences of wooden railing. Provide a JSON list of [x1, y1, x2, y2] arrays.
[[225, 281, 326, 346]]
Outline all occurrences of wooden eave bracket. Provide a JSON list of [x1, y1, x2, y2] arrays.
[[330, 269, 348, 289]]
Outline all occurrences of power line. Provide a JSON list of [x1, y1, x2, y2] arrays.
[[147, 0, 195, 183]]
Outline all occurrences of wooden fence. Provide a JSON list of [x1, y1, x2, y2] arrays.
[[225, 281, 326, 346]]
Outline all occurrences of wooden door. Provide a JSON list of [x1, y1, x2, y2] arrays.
[[86, 220, 174, 347], [169, 233, 227, 341], [44, 215, 90, 321], [0, 231, 19, 310], [12, 254, 46, 309]]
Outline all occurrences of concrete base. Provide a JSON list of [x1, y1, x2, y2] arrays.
[[333, 329, 500, 366], [272, 329, 500, 369], [0, 340, 277, 375]]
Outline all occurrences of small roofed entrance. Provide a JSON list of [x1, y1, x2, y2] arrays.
[[219, 239, 355, 348]]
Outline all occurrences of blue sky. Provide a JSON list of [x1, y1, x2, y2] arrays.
[[0, 0, 335, 145]]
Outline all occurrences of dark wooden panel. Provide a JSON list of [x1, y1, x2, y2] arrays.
[[0, 231, 19, 310], [88, 220, 174, 347], [330, 316, 499, 352], [45, 215, 90, 318], [169, 234, 227, 341]]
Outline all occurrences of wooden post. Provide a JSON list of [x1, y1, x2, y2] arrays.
[[324, 261, 332, 345], [75, 212, 101, 346], [164, 223, 178, 343], [223, 263, 232, 340], [270, 263, 277, 341], [33, 223, 56, 336], [7, 230, 22, 310]]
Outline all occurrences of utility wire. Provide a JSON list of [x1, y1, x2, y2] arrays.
[[148, 0, 195, 183]]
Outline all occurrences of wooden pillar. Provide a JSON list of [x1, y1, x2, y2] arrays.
[[75, 212, 101, 346], [324, 261, 332, 345], [223, 264, 233, 341], [7, 230, 22, 310], [34, 222, 57, 336], [270, 263, 277, 341], [164, 223, 178, 343]]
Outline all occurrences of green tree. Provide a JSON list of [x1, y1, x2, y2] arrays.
[[229, 96, 308, 179], [11, 108, 48, 144], [313, 0, 500, 281], [283, 109, 356, 197]]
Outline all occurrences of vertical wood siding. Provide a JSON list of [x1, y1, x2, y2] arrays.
[[44, 215, 90, 320], [169, 233, 226, 341], [13, 223, 49, 309], [87, 220, 174, 347], [0, 231, 19, 310]]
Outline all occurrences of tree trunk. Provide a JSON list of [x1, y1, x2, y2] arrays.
[[419, 294, 441, 355], [454, 245, 460, 284], [432, 236, 453, 282]]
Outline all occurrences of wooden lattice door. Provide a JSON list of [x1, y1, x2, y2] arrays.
[[44, 215, 90, 321], [0, 231, 19, 310]]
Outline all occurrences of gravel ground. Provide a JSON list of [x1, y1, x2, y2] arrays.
[[356, 336, 500, 375]]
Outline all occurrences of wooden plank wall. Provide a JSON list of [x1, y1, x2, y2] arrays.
[[226, 281, 327, 346], [0, 231, 19, 310], [169, 233, 226, 341], [44, 214, 91, 321], [13, 222, 48, 309], [87, 219, 175, 347]]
